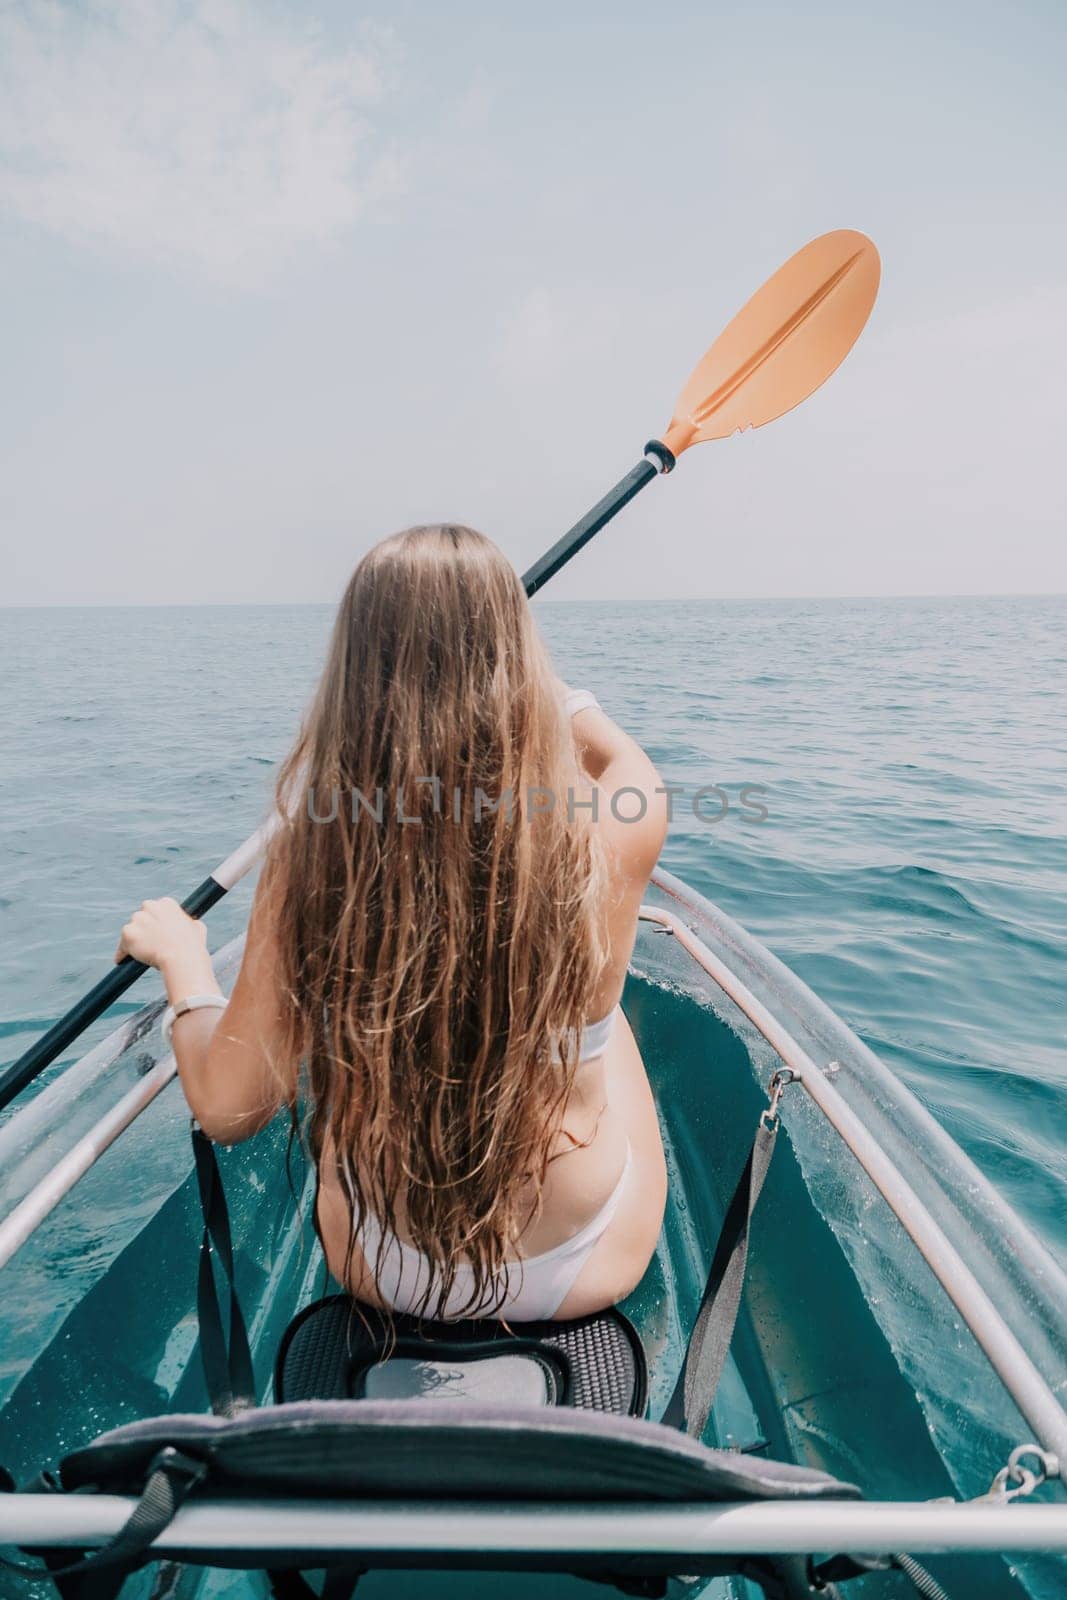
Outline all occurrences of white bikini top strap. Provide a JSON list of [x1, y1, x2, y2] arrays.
[[578, 1006, 617, 1061], [563, 687, 600, 718], [549, 1005, 618, 1066]]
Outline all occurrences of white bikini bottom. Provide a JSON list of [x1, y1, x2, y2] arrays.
[[355, 1145, 634, 1323]]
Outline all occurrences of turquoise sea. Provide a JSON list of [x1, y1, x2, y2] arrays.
[[1, 594, 1064, 1271]]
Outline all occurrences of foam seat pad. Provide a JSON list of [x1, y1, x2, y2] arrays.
[[277, 1296, 648, 1415], [60, 1401, 862, 1503]]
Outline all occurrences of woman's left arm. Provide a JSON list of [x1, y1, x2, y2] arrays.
[[115, 879, 284, 1145]]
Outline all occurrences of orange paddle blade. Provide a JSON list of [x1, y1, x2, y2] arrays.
[[660, 229, 880, 459]]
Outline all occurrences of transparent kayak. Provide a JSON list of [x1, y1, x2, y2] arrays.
[[0, 867, 1065, 1600]]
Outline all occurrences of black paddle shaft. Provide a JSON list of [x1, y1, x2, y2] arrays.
[[521, 453, 662, 596], [0, 448, 669, 1110]]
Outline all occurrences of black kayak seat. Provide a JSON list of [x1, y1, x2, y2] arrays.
[[276, 1295, 649, 1415], [60, 1398, 861, 1506], [58, 1296, 858, 1519]]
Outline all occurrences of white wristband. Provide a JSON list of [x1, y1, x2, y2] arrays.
[[161, 993, 229, 1048], [563, 688, 600, 718]]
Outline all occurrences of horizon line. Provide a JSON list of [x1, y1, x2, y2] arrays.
[[2, 590, 1065, 611]]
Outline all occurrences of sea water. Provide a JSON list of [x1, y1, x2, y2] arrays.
[[1, 593, 1064, 1271]]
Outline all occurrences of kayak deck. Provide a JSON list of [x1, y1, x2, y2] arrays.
[[0, 871, 1064, 1598]]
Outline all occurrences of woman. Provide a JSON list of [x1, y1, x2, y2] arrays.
[[117, 525, 668, 1323]]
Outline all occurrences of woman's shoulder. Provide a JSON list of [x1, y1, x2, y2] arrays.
[[565, 699, 667, 887], [595, 752, 668, 888]]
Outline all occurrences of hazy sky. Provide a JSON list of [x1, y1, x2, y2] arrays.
[[1, 0, 1064, 605]]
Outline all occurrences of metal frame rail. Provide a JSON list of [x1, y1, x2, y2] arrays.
[[2, 1495, 1067, 1561], [0, 1055, 177, 1273]]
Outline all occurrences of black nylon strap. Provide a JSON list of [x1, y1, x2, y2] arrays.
[[192, 1124, 256, 1415], [269, 1568, 364, 1600], [269, 1574, 320, 1600], [0, 1449, 206, 1589], [322, 1569, 365, 1600], [662, 1117, 778, 1438]]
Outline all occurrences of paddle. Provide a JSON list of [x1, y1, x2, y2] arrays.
[[0, 228, 880, 1113]]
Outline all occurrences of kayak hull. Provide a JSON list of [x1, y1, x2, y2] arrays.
[[1, 871, 1064, 1597]]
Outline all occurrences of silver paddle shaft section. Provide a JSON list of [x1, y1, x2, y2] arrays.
[[211, 814, 280, 891], [637, 902, 1067, 1472], [4, 1496, 1067, 1557]]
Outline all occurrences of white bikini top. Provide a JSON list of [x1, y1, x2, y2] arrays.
[[563, 687, 600, 718], [566, 1005, 618, 1063]]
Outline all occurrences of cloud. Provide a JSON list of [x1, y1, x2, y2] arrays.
[[493, 284, 637, 389], [0, 0, 402, 283]]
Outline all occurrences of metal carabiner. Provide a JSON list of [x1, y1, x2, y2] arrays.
[[760, 1067, 797, 1130], [983, 1464, 1039, 1502], [980, 1442, 1058, 1502], [1007, 1442, 1059, 1488]]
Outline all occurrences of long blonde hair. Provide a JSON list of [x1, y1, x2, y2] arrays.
[[264, 524, 609, 1315]]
